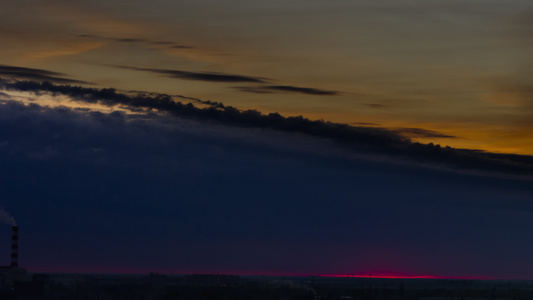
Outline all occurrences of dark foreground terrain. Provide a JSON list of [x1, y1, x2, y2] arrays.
[[2, 272, 533, 300]]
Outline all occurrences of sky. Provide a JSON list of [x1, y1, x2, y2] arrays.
[[1, 0, 533, 279], [2, 0, 533, 154]]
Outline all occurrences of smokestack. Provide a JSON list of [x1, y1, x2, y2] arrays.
[[11, 226, 18, 268]]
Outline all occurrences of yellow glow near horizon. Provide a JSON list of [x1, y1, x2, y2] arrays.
[[2, 0, 533, 156]]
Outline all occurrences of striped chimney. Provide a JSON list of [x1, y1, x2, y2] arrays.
[[10, 226, 18, 268]]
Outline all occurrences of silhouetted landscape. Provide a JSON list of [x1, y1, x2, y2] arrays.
[[2, 271, 533, 300]]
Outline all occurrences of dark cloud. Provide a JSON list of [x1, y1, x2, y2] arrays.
[[393, 127, 457, 139], [0, 65, 90, 84], [152, 41, 174, 46], [1, 78, 533, 176], [0, 79, 407, 154], [350, 122, 379, 126], [235, 85, 340, 96], [365, 103, 386, 108], [170, 45, 195, 49], [77, 34, 102, 39], [117, 38, 145, 43], [1, 99, 533, 278], [78, 34, 144, 43], [117, 65, 267, 83], [127, 90, 208, 105], [77, 34, 194, 49], [234, 86, 275, 94]]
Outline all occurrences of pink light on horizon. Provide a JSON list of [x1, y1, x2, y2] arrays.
[[319, 272, 496, 280], [25, 264, 497, 280]]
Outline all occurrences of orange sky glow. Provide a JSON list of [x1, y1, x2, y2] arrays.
[[2, 0, 533, 155]]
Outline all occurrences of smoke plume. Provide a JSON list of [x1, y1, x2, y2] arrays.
[[0, 207, 16, 226]]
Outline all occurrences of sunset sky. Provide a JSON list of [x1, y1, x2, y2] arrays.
[[1, 0, 533, 279], [2, 0, 533, 154]]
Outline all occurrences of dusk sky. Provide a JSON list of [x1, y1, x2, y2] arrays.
[[1, 0, 533, 279]]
